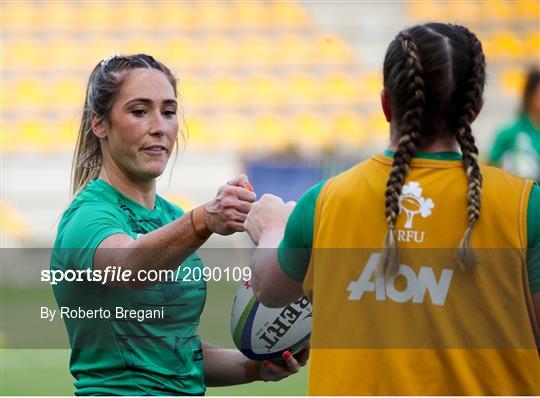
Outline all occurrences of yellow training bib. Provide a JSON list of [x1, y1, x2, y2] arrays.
[[305, 155, 539, 395]]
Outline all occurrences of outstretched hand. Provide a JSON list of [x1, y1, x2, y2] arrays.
[[244, 194, 296, 245], [204, 174, 257, 235]]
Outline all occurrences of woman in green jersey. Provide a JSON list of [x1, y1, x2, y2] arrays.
[[489, 66, 540, 183], [51, 54, 306, 396]]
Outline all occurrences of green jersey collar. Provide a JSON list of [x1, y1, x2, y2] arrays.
[[383, 149, 463, 161]]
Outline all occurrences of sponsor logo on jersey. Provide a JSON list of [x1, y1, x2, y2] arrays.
[[347, 253, 453, 306]]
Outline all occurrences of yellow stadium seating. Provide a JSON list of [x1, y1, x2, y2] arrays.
[[500, 68, 526, 97], [322, 74, 362, 105], [276, 34, 313, 67], [211, 76, 245, 107], [331, 112, 368, 146], [293, 113, 332, 150], [1, 202, 30, 240], [524, 31, 540, 59], [516, 0, 540, 19], [38, 2, 70, 30], [359, 71, 383, 102], [54, 78, 86, 108], [2, 2, 40, 31], [285, 74, 324, 107], [314, 34, 356, 66], [490, 31, 523, 59], [12, 79, 48, 108], [365, 112, 389, 141], [241, 35, 280, 68], [252, 114, 293, 152], [270, 1, 311, 28], [234, 1, 273, 29], [248, 75, 285, 107]]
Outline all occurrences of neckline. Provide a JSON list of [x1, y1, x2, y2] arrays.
[[383, 149, 463, 161], [93, 179, 161, 215]]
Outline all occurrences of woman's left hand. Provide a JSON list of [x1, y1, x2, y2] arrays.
[[247, 344, 310, 382]]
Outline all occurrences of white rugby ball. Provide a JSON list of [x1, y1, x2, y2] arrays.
[[231, 280, 312, 361]]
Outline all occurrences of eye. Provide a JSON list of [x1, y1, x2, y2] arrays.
[[131, 109, 146, 117], [163, 110, 177, 118]]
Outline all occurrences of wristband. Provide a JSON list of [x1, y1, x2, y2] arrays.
[[190, 207, 212, 240], [245, 359, 262, 382]]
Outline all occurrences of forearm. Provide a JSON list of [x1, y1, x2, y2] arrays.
[[202, 342, 261, 386], [251, 228, 283, 289], [95, 205, 211, 289], [250, 227, 300, 308]]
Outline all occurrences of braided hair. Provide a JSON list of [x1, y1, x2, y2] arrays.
[[379, 23, 486, 277]]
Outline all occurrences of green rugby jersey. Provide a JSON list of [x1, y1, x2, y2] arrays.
[[278, 151, 540, 293], [489, 114, 540, 182], [51, 179, 206, 396]]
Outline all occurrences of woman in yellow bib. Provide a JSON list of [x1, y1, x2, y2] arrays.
[[244, 23, 540, 395]]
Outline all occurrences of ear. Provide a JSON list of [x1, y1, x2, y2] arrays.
[[381, 89, 392, 122], [91, 112, 107, 139]]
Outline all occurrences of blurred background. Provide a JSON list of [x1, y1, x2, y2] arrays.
[[1, 0, 539, 395]]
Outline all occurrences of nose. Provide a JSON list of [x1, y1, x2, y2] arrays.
[[149, 111, 167, 137]]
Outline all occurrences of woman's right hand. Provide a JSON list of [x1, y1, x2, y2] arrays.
[[204, 174, 257, 236]]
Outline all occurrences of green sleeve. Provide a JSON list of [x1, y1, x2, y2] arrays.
[[277, 181, 325, 282], [527, 183, 540, 293], [56, 203, 127, 270]]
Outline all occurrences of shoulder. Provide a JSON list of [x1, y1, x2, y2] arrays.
[[481, 163, 532, 188], [497, 117, 525, 134], [493, 118, 526, 143], [61, 181, 122, 226], [54, 181, 128, 249], [318, 158, 380, 203]]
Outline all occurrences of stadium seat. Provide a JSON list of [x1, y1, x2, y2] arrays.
[[248, 75, 285, 107], [313, 34, 356, 66], [12, 79, 48, 108], [285, 74, 324, 107], [211, 76, 245, 107], [234, 2, 273, 29], [269, 1, 311, 28], [524, 31, 540, 60], [490, 31, 523, 59], [2, 2, 39, 31], [293, 113, 332, 150], [331, 112, 368, 146], [358, 71, 383, 102], [1, 202, 30, 240], [499, 68, 525, 97], [516, 0, 540, 20], [252, 114, 292, 152], [365, 112, 389, 142], [323, 74, 363, 105]]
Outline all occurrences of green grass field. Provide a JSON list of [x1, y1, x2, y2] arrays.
[[0, 349, 308, 395], [0, 283, 308, 395]]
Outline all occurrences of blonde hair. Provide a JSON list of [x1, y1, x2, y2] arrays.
[[71, 54, 178, 196]]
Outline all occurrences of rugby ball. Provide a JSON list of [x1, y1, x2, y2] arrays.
[[231, 280, 312, 361]]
